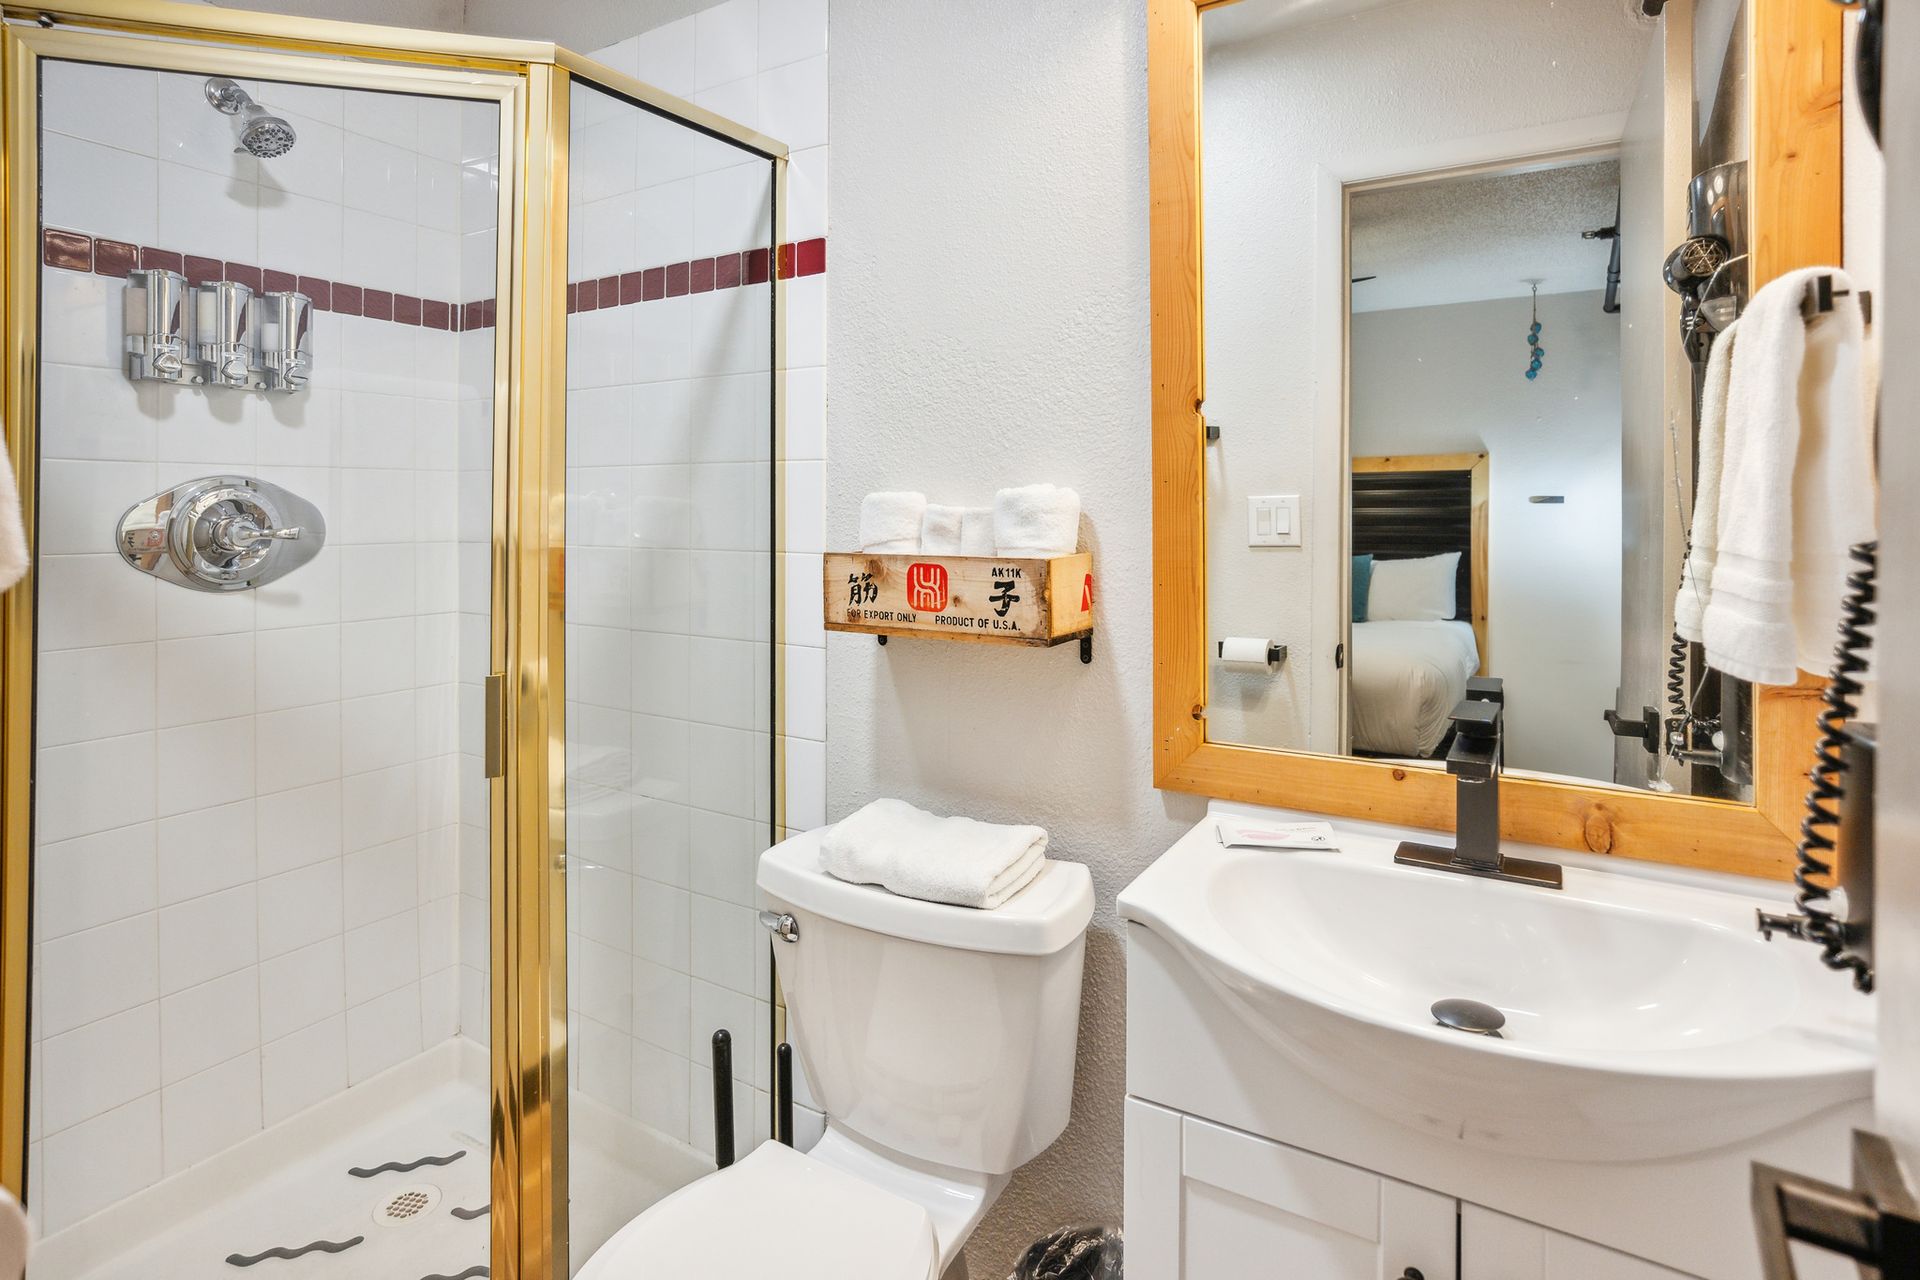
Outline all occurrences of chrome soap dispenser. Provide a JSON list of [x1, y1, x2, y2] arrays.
[[257, 290, 313, 393], [193, 279, 254, 388], [123, 267, 189, 383]]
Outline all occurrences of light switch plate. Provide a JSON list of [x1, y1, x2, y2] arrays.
[[1248, 494, 1302, 547]]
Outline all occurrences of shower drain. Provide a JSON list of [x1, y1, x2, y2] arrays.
[[373, 1183, 442, 1227]]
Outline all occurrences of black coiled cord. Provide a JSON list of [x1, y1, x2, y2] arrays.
[[1795, 539, 1877, 993]]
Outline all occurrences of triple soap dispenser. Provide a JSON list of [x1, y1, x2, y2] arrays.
[[123, 268, 313, 393]]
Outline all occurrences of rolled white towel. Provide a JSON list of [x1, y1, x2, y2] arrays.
[[859, 491, 926, 554], [958, 507, 995, 557], [821, 797, 1049, 910], [920, 503, 968, 555], [993, 483, 1080, 558]]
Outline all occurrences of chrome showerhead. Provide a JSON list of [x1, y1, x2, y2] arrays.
[[203, 77, 297, 158]]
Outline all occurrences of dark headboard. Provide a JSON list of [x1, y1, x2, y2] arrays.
[[1350, 467, 1473, 620]]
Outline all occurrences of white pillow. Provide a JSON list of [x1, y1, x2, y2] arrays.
[[1366, 552, 1459, 622]]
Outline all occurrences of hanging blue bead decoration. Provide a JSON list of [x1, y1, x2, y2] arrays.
[[1524, 284, 1546, 381]]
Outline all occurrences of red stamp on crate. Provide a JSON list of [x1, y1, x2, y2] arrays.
[[906, 562, 950, 613]]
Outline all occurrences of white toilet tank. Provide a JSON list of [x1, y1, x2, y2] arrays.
[[757, 829, 1094, 1177]]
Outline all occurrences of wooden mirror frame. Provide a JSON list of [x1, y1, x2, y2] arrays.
[[1149, 0, 1847, 879]]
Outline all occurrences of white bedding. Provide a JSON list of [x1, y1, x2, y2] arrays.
[[1349, 620, 1481, 757]]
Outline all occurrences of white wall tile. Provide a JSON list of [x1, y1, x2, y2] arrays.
[[157, 634, 255, 729], [257, 860, 343, 960], [34, 825, 156, 942], [256, 780, 343, 877], [157, 886, 257, 995], [346, 986, 423, 1085], [39, 1095, 162, 1234], [156, 800, 256, 906], [42, 134, 158, 248], [37, 644, 155, 749], [159, 966, 259, 1084], [259, 937, 345, 1041], [161, 1051, 261, 1175], [39, 1003, 160, 1135], [261, 1015, 346, 1125], [37, 732, 157, 846]]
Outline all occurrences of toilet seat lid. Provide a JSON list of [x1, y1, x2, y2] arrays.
[[579, 1141, 939, 1280]]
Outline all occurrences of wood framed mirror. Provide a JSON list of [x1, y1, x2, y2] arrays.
[[1149, 0, 1852, 878]]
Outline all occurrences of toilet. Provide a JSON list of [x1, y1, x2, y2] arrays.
[[578, 827, 1096, 1279]]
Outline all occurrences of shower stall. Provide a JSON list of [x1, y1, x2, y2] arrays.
[[0, 4, 793, 1277]]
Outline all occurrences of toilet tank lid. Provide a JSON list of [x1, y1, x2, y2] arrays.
[[758, 829, 1094, 956]]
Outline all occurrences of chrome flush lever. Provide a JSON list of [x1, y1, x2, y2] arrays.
[[758, 911, 799, 942]]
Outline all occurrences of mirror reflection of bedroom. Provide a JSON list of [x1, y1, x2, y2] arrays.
[[1199, 0, 1760, 802], [1346, 160, 1628, 785]]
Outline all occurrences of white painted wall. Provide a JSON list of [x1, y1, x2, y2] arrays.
[[1200, 0, 1652, 752], [827, 0, 1208, 1269], [1872, 0, 1919, 1168], [1350, 293, 1624, 781]]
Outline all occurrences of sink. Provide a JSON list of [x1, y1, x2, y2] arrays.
[[1118, 814, 1875, 1163]]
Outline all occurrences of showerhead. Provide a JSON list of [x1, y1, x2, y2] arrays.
[[203, 77, 297, 158]]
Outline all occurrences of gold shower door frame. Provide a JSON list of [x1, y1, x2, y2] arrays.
[[0, 5, 790, 1277]]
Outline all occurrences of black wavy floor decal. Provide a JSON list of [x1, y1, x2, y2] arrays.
[[226, 1237, 365, 1267], [449, 1203, 490, 1220], [348, 1149, 467, 1178], [420, 1268, 487, 1280]]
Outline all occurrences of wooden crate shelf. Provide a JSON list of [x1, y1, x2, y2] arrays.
[[823, 552, 1094, 658]]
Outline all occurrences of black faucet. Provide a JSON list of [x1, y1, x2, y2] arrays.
[[1393, 679, 1563, 889]]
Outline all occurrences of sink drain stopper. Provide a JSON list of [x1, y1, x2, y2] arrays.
[[1431, 998, 1505, 1038]]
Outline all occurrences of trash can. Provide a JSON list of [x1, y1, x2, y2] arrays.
[[1008, 1225, 1122, 1280]]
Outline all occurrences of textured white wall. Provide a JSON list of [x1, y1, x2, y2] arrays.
[[1873, 0, 1919, 1166], [1200, 0, 1653, 752], [1350, 292, 1624, 781], [826, 0, 1205, 1268]]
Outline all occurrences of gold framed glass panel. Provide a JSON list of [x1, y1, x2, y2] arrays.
[[0, 6, 788, 1278]]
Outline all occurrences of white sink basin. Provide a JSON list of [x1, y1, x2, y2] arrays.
[[1118, 815, 1875, 1163]]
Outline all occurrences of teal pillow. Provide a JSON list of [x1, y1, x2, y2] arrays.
[[1352, 555, 1374, 622]]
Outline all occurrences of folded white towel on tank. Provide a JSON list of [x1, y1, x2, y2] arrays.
[[993, 483, 1080, 558], [859, 491, 926, 554], [821, 797, 1049, 910]]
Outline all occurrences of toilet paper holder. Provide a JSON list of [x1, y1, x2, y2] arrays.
[[1217, 638, 1287, 667]]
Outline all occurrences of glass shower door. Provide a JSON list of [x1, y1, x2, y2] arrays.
[[560, 78, 778, 1272], [24, 49, 506, 1278]]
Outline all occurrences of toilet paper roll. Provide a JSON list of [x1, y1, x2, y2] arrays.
[[1217, 636, 1283, 667]]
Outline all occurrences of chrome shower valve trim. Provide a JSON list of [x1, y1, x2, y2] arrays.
[[117, 475, 325, 592]]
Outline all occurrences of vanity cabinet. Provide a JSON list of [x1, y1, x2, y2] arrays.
[[1126, 1100, 1695, 1279]]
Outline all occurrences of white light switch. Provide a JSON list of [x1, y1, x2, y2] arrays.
[[1247, 494, 1302, 547]]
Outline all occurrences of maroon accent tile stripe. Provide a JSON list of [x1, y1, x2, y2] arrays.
[[184, 255, 224, 287], [40, 227, 829, 335], [298, 276, 332, 311], [93, 238, 138, 278], [42, 229, 91, 272]]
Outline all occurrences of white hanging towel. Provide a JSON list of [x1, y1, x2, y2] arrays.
[[820, 797, 1049, 910], [992, 483, 1080, 558], [859, 491, 926, 554], [1699, 267, 1875, 686], [0, 434, 26, 593], [1674, 316, 1737, 643]]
